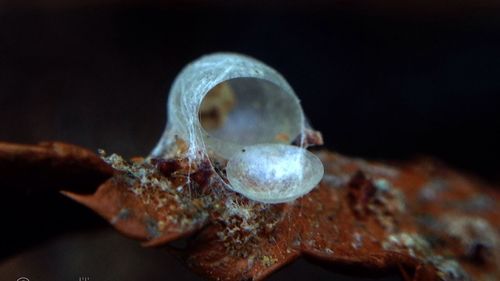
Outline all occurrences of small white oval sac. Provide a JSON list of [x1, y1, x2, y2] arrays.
[[226, 144, 324, 204]]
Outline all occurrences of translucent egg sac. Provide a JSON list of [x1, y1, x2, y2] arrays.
[[226, 144, 324, 204]]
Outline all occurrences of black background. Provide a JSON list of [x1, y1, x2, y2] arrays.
[[0, 1, 499, 280]]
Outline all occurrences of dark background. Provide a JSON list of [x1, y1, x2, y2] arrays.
[[0, 1, 499, 280]]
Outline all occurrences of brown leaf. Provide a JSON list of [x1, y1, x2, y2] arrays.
[[0, 141, 113, 193], [186, 222, 301, 281], [56, 147, 499, 281], [182, 152, 498, 281], [64, 155, 210, 245]]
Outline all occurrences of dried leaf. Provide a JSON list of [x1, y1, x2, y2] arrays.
[[64, 150, 499, 281], [0, 141, 113, 193], [64, 154, 209, 245], [4, 141, 497, 281]]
